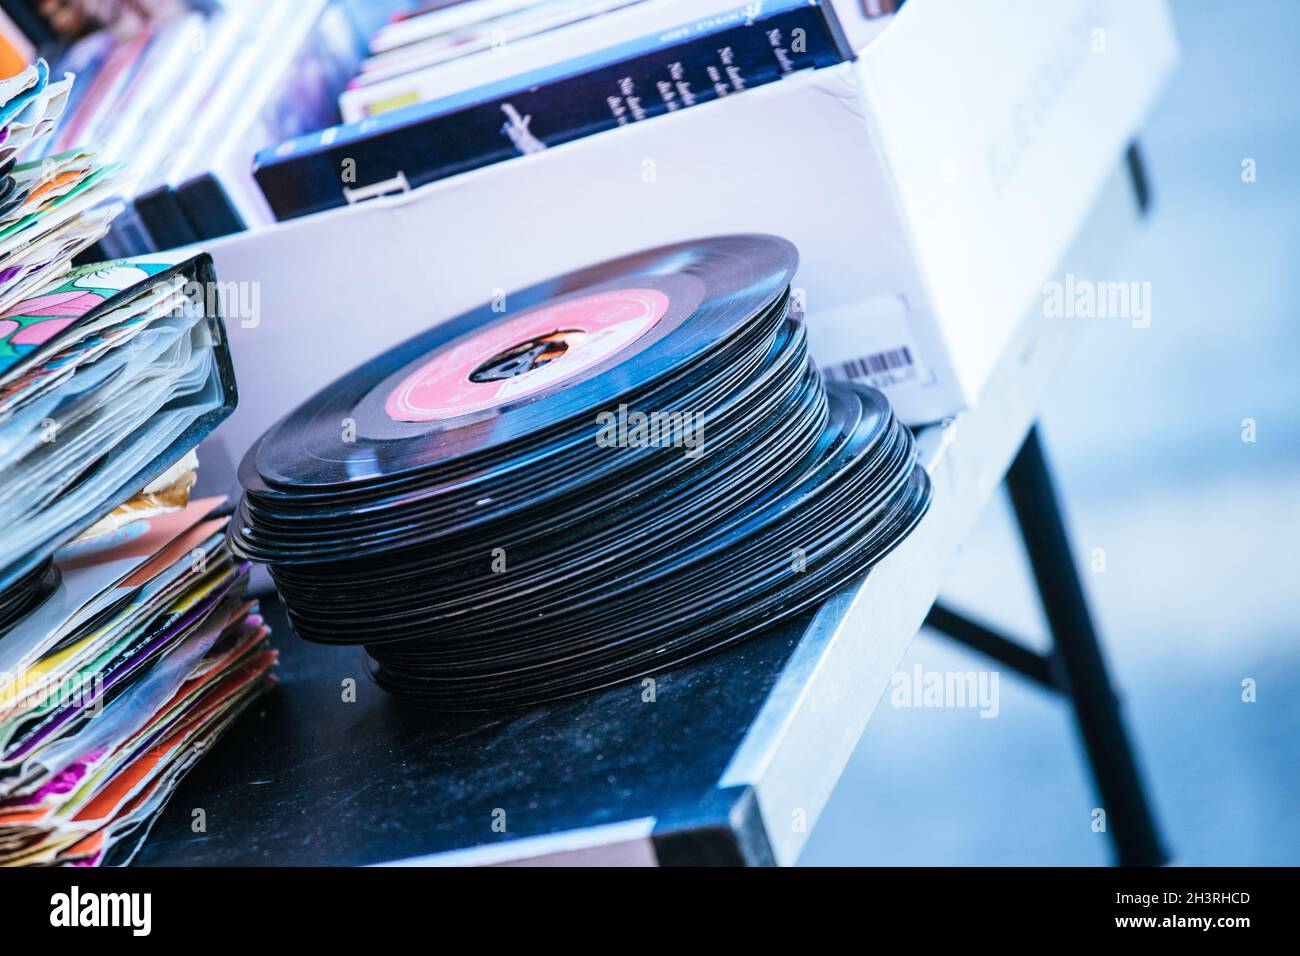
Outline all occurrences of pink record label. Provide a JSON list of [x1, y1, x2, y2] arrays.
[[385, 288, 670, 423]]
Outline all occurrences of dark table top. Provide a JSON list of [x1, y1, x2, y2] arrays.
[[133, 592, 809, 866]]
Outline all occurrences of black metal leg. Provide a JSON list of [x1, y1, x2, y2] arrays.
[[925, 603, 1059, 691], [1004, 427, 1167, 866]]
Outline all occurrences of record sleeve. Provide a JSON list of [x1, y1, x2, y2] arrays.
[[0, 253, 238, 595]]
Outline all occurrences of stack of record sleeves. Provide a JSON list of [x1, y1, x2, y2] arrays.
[[0, 494, 274, 866], [232, 235, 930, 711], [0, 259, 240, 600], [0, 60, 273, 866], [0, 60, 126, 313], [339, 0, 650, 122]]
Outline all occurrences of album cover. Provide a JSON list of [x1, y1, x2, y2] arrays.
[[254, 0, 852, 220]]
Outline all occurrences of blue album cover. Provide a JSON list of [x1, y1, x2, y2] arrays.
[[254, 0, 852, 220]]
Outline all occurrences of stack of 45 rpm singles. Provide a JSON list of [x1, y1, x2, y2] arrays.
[[232, 235, 930, 711]]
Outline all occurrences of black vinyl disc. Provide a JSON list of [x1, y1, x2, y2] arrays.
[[0, 557, 59, 635], [244, 234, 797, 494], [231, 235, 931, 712]]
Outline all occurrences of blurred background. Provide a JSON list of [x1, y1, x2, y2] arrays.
[[804, 0, 1300, 865]]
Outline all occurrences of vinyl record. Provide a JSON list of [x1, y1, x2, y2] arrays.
[[244, 234, 797, 494], [231, 235, 931, 711], [0, 557, 58, 635]]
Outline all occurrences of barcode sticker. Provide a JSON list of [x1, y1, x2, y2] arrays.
[[825, 346, 918, 389]]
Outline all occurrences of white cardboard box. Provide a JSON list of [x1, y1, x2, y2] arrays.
[[190, 0, 1177, 458]]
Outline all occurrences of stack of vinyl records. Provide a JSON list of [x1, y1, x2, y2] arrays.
[[0, 60, 273, 866], [232, 235, 931, 712]]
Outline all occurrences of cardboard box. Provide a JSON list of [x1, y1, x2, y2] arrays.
[[191, 0, 1177, 458]]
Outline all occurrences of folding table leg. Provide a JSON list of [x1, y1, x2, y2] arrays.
[[1004, 426, 1167, 866]]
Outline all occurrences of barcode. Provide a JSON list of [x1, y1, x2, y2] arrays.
[[826, 346, 915, 382]]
